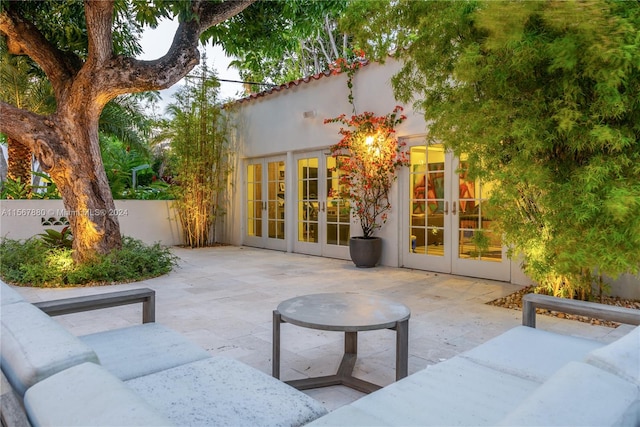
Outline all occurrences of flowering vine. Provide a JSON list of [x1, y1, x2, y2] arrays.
[[328, 49, 366, 113], [325, 106, 409, 238]]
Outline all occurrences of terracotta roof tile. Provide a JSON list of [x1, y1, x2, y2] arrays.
[[234, 60, 370, 104]]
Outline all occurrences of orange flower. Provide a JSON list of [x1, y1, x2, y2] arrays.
[[325, 107, 409, 238]]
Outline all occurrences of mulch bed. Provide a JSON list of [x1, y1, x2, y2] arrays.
[[487, 286, 640, 328]]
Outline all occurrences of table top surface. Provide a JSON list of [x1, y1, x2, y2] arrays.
[[276, 293, 411, 332]]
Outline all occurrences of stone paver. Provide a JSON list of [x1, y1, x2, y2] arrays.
[[12, 246, 632, 411]]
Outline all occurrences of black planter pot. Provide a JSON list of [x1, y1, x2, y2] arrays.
[[349, 236, 382, 268]]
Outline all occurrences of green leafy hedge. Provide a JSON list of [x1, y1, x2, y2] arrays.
[[0, 237, 177, 287]]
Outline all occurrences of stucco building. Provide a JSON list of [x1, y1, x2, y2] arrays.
[[223, 58, 533, 285]]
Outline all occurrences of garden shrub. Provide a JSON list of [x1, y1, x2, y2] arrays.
[[0, 236, 177, 287]]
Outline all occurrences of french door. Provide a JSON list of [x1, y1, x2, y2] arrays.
[[293, 152, 350, 259], [402, 137, 510, 281], [245, 157, 286, 251]]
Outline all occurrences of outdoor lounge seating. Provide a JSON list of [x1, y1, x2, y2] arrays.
[[308, 294, 640, 426], [0, 281, 327, 426], [2, 275, 640, 427]]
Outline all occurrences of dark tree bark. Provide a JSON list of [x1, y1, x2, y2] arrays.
[[0, 0, 255, 262]]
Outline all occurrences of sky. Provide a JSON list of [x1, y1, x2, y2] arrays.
[[137, 19, 243, 114]]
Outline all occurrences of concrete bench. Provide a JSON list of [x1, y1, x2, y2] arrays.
[[310, 294, 640, 426], [0, 281, 327, 426]]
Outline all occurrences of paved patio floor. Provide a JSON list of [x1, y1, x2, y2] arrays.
[[12, 246, 632, 411]]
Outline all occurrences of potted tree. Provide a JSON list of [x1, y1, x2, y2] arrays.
[[325, 106, 409, 267]]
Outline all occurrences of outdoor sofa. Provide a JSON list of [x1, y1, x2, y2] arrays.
[[0, 281, 327, 426], [309, 293, 640, 426], [2, 278, 639, 427]]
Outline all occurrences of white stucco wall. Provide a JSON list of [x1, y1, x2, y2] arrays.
[[226, 59, 429, 258], [236, 59, 425, 158], [0, 199, 182, 246]]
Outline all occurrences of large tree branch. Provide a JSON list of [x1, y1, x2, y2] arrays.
[[196, 0, 256, 30], [99, 0, 256, 97], [0, 8, 81, 100], [85, 0, 114, 67], [0, 101, 61, 170]]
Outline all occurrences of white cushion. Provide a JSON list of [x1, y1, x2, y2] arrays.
[[585, 325, 640, 385], [307, 405, 386, 426], [126, 357, 328, 426], [345, 357, 538, 426], [24, 362, 173, 426], [499, 362, 640, 426], [80, 323, 210, 380], [1, 302, 99, 396], [0, 281, 24, 305], [461, 326, 603, 382]]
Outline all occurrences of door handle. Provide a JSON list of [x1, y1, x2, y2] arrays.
[[444, 201, 449, 215], [320, 202, 325, 212], [263, 201, 267, 210], [452, 201, 457, 215]]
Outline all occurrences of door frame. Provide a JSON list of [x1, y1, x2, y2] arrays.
[[293, 151, 350, 260], [402, 139, 453, 273], [400, 136, 510, 281], [244, 156, 287, 251], [450, 156, 510, 280]]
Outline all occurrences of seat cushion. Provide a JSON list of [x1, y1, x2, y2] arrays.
[[584, 325, 640, 385], [24, 362, 173, 426], [307, 405, 387, 426], [126, 357, 328, 426], [461, 326, 603, 382], [498, 362, 640, 426], [334, 357, 538, 426], [80, 323, 211, 381], [1, 302, 99, 396]]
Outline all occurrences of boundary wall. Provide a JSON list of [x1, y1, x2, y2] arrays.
[[0, 199, 182, 247]]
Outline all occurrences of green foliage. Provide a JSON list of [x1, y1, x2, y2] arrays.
[[204, 0, 351, 86], [0, 45, 56, 114], [100, 134, 173, 200], [30, 172, 61, 199], [99, 94, 157, 150], [470, 230, 490, 259], [345, 0, 640, 298], [121, 181, 174, 200], [38, 227, 73, 249], [0, 177, 30, 199], [0, 173, 61, 200], [162, 62, 233, 247], [0, 0, 143, 58], [0, 236, 177, 287]]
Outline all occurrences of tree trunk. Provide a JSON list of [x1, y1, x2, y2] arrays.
[[35, 116, 122, 263], [7, 137, 32, 186], [0, 0, 256, 263]]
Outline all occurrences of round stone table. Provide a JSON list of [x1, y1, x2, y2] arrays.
[[272, 292, 410, 394]]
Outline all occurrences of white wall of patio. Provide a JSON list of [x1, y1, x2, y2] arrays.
[[0, 199, 182, 246]]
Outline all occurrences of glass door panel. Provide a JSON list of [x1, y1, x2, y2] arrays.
[[326, 156, 350, 247], [406, 142, 451, 273], [246, 162, 262, 239], [245, 158, 286, 250], [294, 152, 350, 259], [403, 137, 509, 281], [456, 159, 501, 262], [297, 157, 319, 244], [267, 160, 285, 240], [451, 156, 509, 280]]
